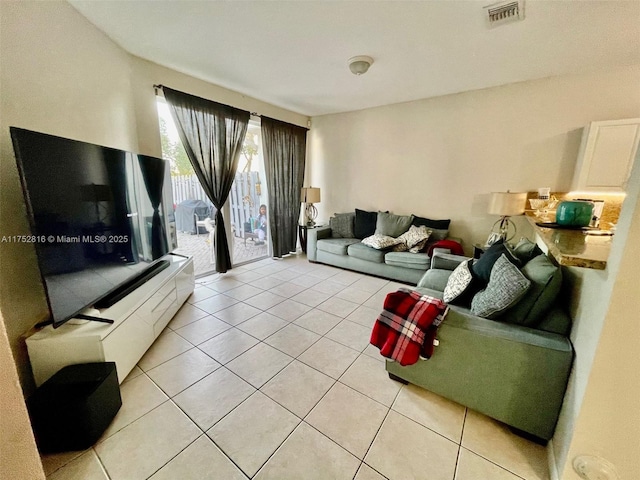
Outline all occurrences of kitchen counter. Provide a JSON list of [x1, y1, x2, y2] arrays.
[[526, 214, 613, 270]]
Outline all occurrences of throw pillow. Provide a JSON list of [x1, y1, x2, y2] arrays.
[[391, 225, 431, 252], [506, 254, 562, 326], [443, 259, 479, 306], [472, 240, 521, 284], [391, 242, 409, 252], [412, 215, 451, 230], [470, 254, 531, 319], [361, 234, 402, 250], [421, 228, 450, 252], [409, 236, 431, 253], [354, 209, 379, 239], [329, 212, 355, 238], [513, 237, 544, 264], [375, 212, 414, 237]]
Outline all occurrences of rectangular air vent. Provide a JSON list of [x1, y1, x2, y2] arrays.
[[484, 0, 524, 28]]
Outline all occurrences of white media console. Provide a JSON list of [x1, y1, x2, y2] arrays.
[[26, 255, 195, 387]]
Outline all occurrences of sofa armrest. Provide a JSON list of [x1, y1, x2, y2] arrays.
[[430, 252, 471, 271], [306, 226, 332, 261], [387, 305, 573, 440]]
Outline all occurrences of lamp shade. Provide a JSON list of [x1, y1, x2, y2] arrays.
[[301, 187, 321, 204], [488, 192, 527, 216]]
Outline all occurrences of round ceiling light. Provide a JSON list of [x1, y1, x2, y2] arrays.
[[348, 55, 374, 75]]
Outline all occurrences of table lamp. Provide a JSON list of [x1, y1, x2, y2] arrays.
[[487, 191, 527, 244], [301, 187, 321, 226]]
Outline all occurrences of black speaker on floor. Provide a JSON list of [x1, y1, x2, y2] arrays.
[[28, 362, 122, 453]]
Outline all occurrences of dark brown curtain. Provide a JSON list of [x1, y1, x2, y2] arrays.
[[261, 117, 308, 258], [163, 87, 249, 273], [137, 155, 169, 260]]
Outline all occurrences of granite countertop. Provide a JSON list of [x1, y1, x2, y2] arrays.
[[525, 214, 613, 270]]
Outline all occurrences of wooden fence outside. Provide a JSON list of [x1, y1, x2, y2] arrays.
[[171, 172, 263, 236]]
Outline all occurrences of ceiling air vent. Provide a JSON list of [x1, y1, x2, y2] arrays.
[[484, 0, 524, 28]]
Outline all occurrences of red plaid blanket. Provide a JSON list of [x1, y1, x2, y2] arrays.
[[370, 288, 448, 366]]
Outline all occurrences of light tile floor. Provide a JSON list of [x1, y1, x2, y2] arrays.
[[41, 254, 550, 480]]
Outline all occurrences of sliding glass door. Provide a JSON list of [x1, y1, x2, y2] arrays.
[[157, 100, 268, 275]]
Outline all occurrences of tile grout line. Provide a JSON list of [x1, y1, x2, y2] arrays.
[[354, 390, 398, 479], [91, 259, 405, 479], [450, 401, 469, 480]]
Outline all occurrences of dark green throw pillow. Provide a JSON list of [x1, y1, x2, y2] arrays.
[[472, 240, 521, 284], [470, 254, 531, 319], [412, 216, 451, 230], [354, 209, 379, 239], [513, 237, 544, 264]]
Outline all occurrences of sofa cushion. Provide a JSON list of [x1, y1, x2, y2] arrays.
[[412, 215, 451, 230], [361, 234, 402, 250], [506, 254, 562, 327], [471, 254, 531, 319], [348, 242, 386, 263], [472, 240, 521, 284], [513, 237, 544, 264], [443, 259, 480, 306], [375, 212, 414, 237], [417, 269, 452, 291], [537, 307, 572, 336], [384, 251, 431, 270], [317, 238, 360, 256], [329, 212, 355, 238], [354, 209, 379, 239]]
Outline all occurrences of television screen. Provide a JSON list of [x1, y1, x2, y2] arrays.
[[11, 127, 170, 328]]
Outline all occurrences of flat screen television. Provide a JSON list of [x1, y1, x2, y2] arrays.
[[11, 127, 171, 328]]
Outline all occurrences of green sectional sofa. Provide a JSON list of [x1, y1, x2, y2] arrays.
[[306, 210, 460, 284], [385, 249, 574, 442]]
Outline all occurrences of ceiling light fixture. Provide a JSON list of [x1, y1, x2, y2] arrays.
[[348, 56, 374, 75]]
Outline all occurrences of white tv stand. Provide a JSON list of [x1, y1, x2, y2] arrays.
[[26, 255, 195, 387]]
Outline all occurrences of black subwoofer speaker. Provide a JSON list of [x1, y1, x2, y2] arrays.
[[28, 362, 122, 453]]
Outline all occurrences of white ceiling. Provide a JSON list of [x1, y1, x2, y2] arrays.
[[69, 0, 640, 117]]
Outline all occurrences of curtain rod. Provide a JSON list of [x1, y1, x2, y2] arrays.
[[153, 84, 308, 129], [153, 84, 261, 116]]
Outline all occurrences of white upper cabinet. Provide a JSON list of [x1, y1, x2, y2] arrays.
[[571, 118, 640, 192]]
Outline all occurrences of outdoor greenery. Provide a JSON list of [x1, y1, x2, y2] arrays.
[[159, 117, 193, 176], [159, 117, 259, 178], [240, 132, 259, 173]]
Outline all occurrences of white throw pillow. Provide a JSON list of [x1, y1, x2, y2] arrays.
[[391, 225, 432, 253], [443, 259, 475, 304], [361, 234, 402, 250]]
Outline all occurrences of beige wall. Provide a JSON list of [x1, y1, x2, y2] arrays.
[[307, 65, 640, 252], [0, 311, 45, 479], [307, 67, 640, 477], [560, 148, 640, 480], [0, 0, 307, 397], [130, 58, 308, 159], [0, 0, 139, 393]]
